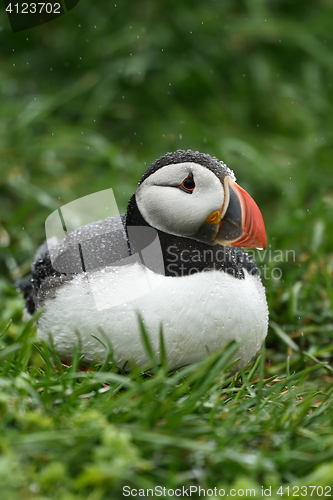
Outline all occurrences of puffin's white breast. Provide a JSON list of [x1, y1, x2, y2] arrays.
[[38, 264, 268, 370]]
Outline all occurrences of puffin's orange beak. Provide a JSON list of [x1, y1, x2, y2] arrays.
[[206, 177, 266, 250]]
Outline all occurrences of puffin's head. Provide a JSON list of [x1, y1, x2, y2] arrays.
[[132, 150, 266, 249]]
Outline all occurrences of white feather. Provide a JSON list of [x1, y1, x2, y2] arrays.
[[38, 264, 268, 370]]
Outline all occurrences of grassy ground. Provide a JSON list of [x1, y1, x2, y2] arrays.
[[1, 0, 333, 498]]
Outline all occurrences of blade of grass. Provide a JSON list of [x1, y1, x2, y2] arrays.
[[270, 320, 300, 352], [0, 319, 12, 339], [137, 314, 157, 371]]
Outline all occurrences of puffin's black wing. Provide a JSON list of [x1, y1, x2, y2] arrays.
[[16, 214, 129, 315], [15, 274, 37, 315], [15, 240, 61, 315]]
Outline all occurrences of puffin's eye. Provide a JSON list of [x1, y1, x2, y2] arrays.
[[179, 172, 195, 194]]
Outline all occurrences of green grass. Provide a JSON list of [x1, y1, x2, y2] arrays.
[[1, 311, 333, 499], [1, 0, 333, 498]]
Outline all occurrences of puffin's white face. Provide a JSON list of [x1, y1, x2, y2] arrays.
[[135, 162, 224, 238]]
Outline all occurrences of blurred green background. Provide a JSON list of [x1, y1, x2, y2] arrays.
[[1, 0, 333, 347], [1, 0, 333, 497]]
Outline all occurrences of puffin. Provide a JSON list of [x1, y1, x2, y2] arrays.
[[17, 150, 268, 370]]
